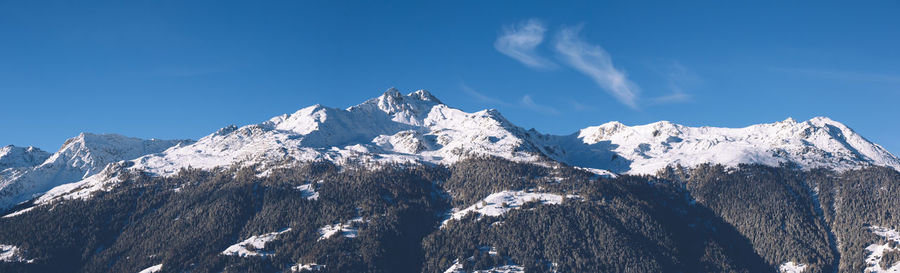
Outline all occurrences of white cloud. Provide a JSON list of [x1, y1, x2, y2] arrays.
[[568, 99, 596, 112], [495, 19, 556, 69], [461, 84, 511, 106], [664, 62, 699, 93], [520, 95, 560, 115], [554, 25, 640, 109], [461, 84, 559, 115], [649, 61, 697, 105], [649, 92, 691, 105]]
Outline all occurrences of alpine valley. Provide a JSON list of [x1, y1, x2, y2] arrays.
[[1, 89, 899, 273]]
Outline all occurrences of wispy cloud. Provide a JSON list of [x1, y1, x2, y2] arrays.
[[461, 84, 511, 106], [461, 84, 559, 115], [554, 25, 640, 109], [649, 92, 691, 105], [568, 99, 596, 112], [520, 95, 560, 115], [663, 62, 699, 93], [495, 19, 556, 69], [649, 61, 697, 105]]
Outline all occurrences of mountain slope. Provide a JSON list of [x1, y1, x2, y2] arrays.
[[0, 133, 190, 210]]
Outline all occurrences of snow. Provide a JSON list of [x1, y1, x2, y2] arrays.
[[574, 166, 617, 178], [295, 183, 319, 200], [442, 190, 567, 228], [112, 89, 895, 181], [0, 146, 49, 169], [779, 262, 807, 273], [0, 244, 33, 263], [443, 260, 465, 273], [0, 133, 188, 211], [567, 118, 900, 175], [137, 264, 163, 273], [23, 89, 900, 209], [221, 228, 291, 257], [291, 263, 325, 272], [443, 260, 524, 273], [442, 246, 525, 273], [118, 89, 546, 180], [473, 265, 525, 273], [2, 207, 34, 218], [865, 226, 900, 273], [34, 164, 124, 205], [318, 217, 365, 241]]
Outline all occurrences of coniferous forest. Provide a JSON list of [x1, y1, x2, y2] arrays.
[[0, 157, 898, 273]]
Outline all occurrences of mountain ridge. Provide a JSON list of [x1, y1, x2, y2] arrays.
[[0, 146, 50, 170], [5, 88, 899, 210], [0, 133, 190, 210]]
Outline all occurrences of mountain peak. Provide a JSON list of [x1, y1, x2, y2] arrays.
[[51, 133, 192, 173], [365, 88, 442, 107], [0, 145, 50, 169], [346, 88, 444, 126], [806, 116, 845, 129], [0, 133, 190, 210], [409, 89, 442, 104], [383, 87, 401, 96]]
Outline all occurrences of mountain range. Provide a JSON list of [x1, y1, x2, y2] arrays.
[[2, 88, 897, 212], [2, 89, 899, 273]]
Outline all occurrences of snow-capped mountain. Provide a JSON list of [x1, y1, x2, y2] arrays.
[[0, 133, 190, 210], [28, 88, 900, 206], [549, 117, 900, 174], [0, 146, 50, 170], [126, 88, 544, 177]]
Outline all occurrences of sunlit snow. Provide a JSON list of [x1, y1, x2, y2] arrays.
[[442, 190, 568, 228], [865, 226, 900, 273], [443, 260, 524, 273], [295, 183, 319, 200], [221, 228, 291, 257], [137, 264, 163, 273], [0, 134, 187, 210], [573, 117, 900, 175], [779, 262, 807, 273], [0, 244, 33, 263], [29, 90, 900, 210], [2, 207, 33, 218], [291, 262, 325, 272], [318, 217, 365, 241]]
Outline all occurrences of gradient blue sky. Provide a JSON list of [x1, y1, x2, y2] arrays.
[[2, 1, 899, 155]]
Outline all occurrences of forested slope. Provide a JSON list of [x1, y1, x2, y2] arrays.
[[0, 158, 897, 273]]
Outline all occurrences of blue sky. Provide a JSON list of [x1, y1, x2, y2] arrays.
[[2, 1, 899, 155]]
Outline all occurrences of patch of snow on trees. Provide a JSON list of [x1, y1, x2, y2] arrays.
[[865, 226, 900, 273], [137, 264, 163, 273], [0, 244, 33, 263], [779, 261, 807, 273], [442, 190, 567, 228], [221, 228, 291, 257], [318, 217, 365, 241]]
